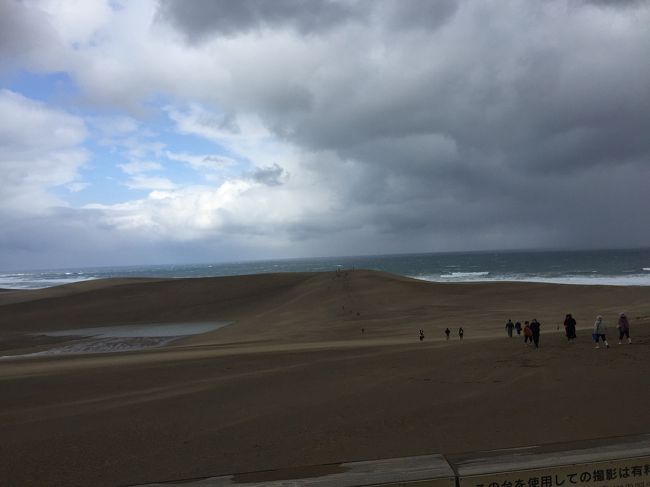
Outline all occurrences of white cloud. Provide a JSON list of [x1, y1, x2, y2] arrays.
[[90, 115, 164, 162], [164, 104, 302, 182], [34, 0, 113, 46], [89, 115, 140, 137], [166, 151, 235, 171], [164, 104, 275, 155], [66, 182, 90, 192], [119, 161, 163, 175], [0, 89, 88, 212], [82, 157, 336, 246], [124, 175, 177, 191]]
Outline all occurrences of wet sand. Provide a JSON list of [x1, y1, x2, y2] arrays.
[[1, 270, 649, 486]]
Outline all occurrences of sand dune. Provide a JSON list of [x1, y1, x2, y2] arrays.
[[2, 270, 649, 345], [1, 270, 650, 486]]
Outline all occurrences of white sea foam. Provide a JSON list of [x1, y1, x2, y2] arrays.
[[439, 271, 490, 278], [0, 275, 95, 289], [643, 268, 650, 272], [521, 275, 650, 286], [413, 274, 650, 286]]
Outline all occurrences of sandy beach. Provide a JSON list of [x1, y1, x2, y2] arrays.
[[1, 270, 650, 486]]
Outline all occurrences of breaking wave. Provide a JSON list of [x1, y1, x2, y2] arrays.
[[439, 271, 490, 279]]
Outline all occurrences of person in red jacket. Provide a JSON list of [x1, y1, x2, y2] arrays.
[[523, 321, 533, 345]]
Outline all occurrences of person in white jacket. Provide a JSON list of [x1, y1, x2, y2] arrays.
[[593, 315, 609, 349]]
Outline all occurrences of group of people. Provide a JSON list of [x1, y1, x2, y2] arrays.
[[419, 326, 465, 341], [590, 313, 632, 348], [504, 312, 633, 349], [443, 327, 464, 340], [420, 327, 465, 341], [415, 312, 633, 347], [505, 319, 542, 348]]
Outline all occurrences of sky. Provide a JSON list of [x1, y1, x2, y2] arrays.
[[1, 0, 649, 271]]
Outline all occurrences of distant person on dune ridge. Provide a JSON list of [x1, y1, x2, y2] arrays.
[[515, 321, 522, 335], [530, 319, 541, 348], [445, 328, 450, 340], [617, 312, 631, 344], [593, 315, 610, 349], [564, 313, 577, 343], [523, 321, 533, 345], [505, 319, 515, 338], [458, 327, 464, 340]]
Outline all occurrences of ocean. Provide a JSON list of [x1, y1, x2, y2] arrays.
[[2, 248, 650, 290]]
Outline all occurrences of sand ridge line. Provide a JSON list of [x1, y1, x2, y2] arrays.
[[2, 342, 434, 421], [0, 334, 471, 380]]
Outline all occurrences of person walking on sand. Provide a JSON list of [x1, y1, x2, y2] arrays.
[[523, 321, 533, 345], [617, 312, 631, 344], [515, 321, 522, 336], [445, 328, 451, 340], [419, 329, 425, 341], [564, 314, 577, 342], [530, 319, 541, 348], [458, 327, 464, 340], [593, 315, 609, 349], [505, 319, 515, 338]]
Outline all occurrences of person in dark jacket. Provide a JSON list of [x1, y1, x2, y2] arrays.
[[617, 312, 631, 344], [514, 321, 522, 335], [444, 328, 451, 340], [564, 314, 577, 342], [458, 327, 464, 340], [505, 319, 515, 338], [530, 319, 541, 348]]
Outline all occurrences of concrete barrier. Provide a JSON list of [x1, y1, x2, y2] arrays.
[[452, 435, 650, 487], [132, 435, 650, 487], [134, 454, 456, 486]]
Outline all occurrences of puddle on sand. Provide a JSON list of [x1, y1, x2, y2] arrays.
[[1, 321, 232, 359], [41, 322, 230, 338]]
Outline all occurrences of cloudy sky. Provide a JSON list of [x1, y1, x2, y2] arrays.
[[1, 0, 649, 270]]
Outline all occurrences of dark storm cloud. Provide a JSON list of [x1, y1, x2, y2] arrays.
[[0, 0, 53, 67], [0, 0, 31, 57], [155, 0, 463, 40], [156, 0, 363, 40], [4, 0, 649, 266], [249, 0, 649, 250], [381, 0, 459, 30], [0, 208, 117, 270], [248, 163, 286, 186], [0, 207, 247, 271], [116, 1, 650, 251], [583, 0, 647, 7]]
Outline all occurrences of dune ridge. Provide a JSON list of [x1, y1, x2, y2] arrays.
[[2, 270, 649, 346]]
